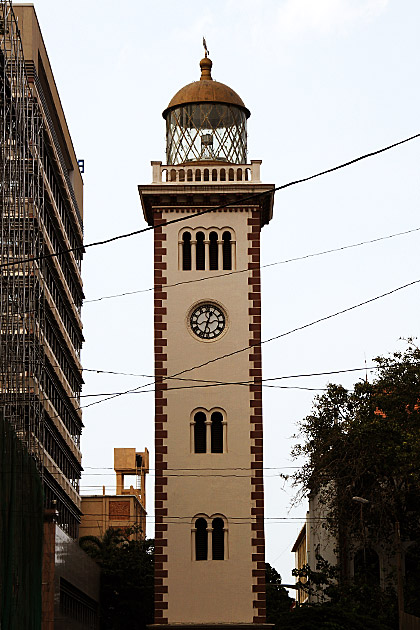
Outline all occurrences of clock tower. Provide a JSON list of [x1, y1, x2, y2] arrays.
[[139, 51, 274, 629]]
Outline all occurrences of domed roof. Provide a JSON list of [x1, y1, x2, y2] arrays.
[[162, 56, 250, 119]]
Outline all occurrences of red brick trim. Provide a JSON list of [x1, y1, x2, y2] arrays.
[[247, 211, 267, 623], [154, 212, 169, 623]]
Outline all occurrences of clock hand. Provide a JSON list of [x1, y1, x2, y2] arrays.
[[203, 310, 212, 334]]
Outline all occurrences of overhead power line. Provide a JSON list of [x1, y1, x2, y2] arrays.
[[78, 364, 381, 398], [83, 224, 420, 304], [80, 278, 419, 410], [1, 132, 419, 271]]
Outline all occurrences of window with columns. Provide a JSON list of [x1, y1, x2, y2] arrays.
[[191, 409, 227, 454], [180, 228, 235, 271], [193, 515, 228, 561]]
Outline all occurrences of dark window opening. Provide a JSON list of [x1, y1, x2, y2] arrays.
[[212, 518, 224, 560], [212, 169, 218, 181], [220, 168, 226, 181], [204, 168, 210, 181], [211, 412, 223, 453], [209, 231, 218, 270], [222, 231, 232, 270], [196, 231, 205, 270], [195, 518, 208, 560], [182, 232, 192, 270], [194, 412, 206, 453]]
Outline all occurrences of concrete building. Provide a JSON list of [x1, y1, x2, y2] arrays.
[[0, 3, 94, 628], [292, 492, 407, 604], [1, 1, 84, 536], [138, 50, 274, 628], [80, 447, 149, 540], [292, 493, 337, 604]]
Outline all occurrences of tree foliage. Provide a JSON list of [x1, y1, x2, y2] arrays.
[[265, 563, 294, 622], [292, 343, 420, 622], [79, 528, 154, 630], [293, 344, 420, 546], [273, 603, 394, 630]]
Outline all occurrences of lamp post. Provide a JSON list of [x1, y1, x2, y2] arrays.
[[352, 496, 369, 570]]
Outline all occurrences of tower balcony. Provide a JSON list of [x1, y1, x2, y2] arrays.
[[151, 160, 262, 185]]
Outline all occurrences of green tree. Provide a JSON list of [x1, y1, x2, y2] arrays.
[[273, 603, 394, 630], [292, 343, 420, 624], [265, 563, 294, 623], [79, 528, 154, 630]]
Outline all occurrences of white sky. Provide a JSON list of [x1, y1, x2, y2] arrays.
[[25, 0, 419, 590]]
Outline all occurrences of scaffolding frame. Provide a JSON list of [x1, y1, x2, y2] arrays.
[[0, 0, 45, 468]]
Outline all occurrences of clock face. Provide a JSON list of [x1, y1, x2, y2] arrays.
[[190, 303, 226, 340]]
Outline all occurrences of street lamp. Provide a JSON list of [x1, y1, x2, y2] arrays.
[[352, 496, 369, 569]]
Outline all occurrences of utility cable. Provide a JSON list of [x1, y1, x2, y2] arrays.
[[80, 277, 420, 410], [1, 132, 419, 270], [84, 225, 420, 303], [82, 365, 376, 380]]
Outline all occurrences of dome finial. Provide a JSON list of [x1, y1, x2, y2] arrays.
[[200, 38, 212, 81]]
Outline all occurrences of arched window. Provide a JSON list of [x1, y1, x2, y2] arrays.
[[212, 169, 218, 181], [209, 231, 218, 270], [170, 168, 176, 182], [220, 168, 226, 182], [187, 169, 193, 182], [211, 411, 223, 453], [195, 518, 208, 561], [204, 168, 209, 182], [222, 231, 232, 270], [212, 518, 224, 560], [228, 168, 234, 181], [182, 232, 191, 271], [195, 169, 201, 181], [196, 232, 205, 270], [237, 168, 243, 181], [194, 412, 206, 453], [179, 169, 185, 182]]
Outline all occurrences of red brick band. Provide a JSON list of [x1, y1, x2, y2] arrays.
[[154, 213, 169, 623], [248, 210, 267, 624]]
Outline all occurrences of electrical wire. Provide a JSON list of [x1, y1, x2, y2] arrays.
[[79, 277, 420, 410], [82, 365, 376, 379], [1, 132, 419, 270], [84, 225, 420, 304]]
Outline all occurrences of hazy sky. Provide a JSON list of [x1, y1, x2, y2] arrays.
[[24, 0, 420, 589]]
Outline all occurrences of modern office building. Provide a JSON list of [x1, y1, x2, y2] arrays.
[[1, 1, 84, 538], [139, 50, 274, 627]]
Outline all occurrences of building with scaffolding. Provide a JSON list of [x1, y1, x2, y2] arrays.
[[80, 447, 149, 541], [0, 1, 84, 538]]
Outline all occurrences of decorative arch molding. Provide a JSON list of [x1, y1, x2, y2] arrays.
[[178, 228, 236, 271], [191, 514, 229, 561], [190, 407, 227, 454]]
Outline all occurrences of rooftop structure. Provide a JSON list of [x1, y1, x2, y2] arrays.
[[80, 447, 149, 540]]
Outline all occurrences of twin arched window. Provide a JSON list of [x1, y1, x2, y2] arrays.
[[193, 410, 225, 454], [194, 516, 226, 561], [181, 229, 234, 271]]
